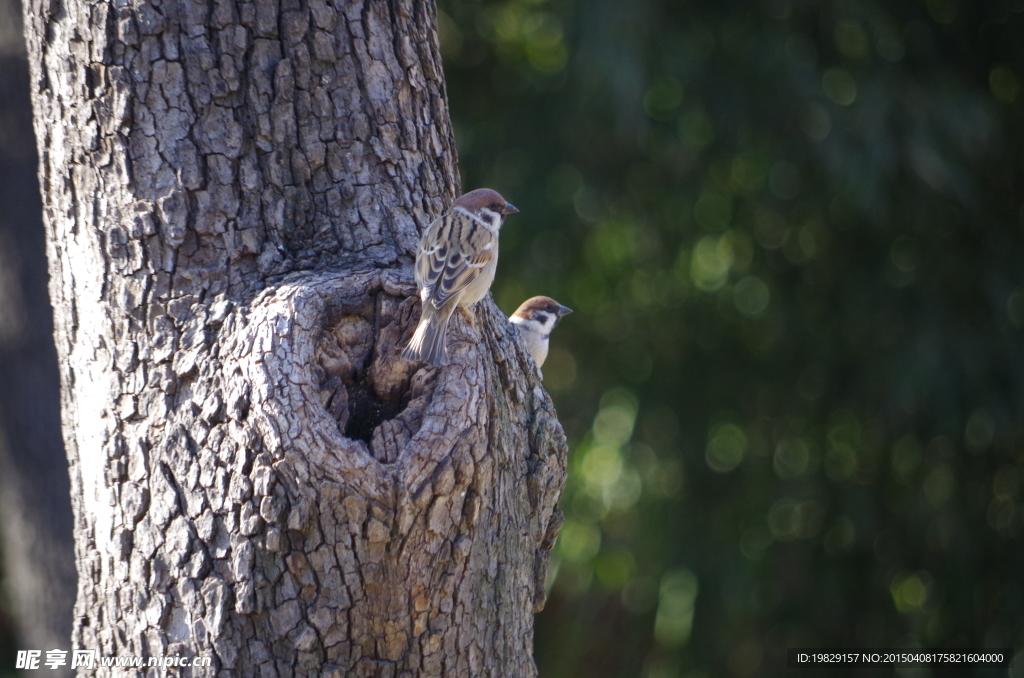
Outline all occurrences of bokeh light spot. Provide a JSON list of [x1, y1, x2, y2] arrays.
[[890, 572, 929, 612], [679, 108, 716, 148], [824, 442, 857, 481], [891, 434, 923, 482], [582, 446, 624, 489], [1007, 289, 1024, 326], [558, 519, 602, 564], [823, 517, 856, 554], [644, 77, 684, 120], [801, 102, 832, 141], [730, 154, 768, 193], [965, 408, 995, 453], [923, 464, 955, 508], [740, 524, 773, 560], [593, 389, 639, 446], [654, 569, 699, 647], [753, 208, 789, 248], [694, 191, 732, 231], [889, 235, 918, 272], [987, 496, 1018, 533], [990, 65, 1019, 103], [874, 24, 905, 61], [733, 276, 770, 317], [691, 234, 734, 292], [822, 68, 857, 105], [773, 437, 809, 480], [768, 498, 802, 540], [706, 423, 747, 472], [594, 549, 636, 589], [834, 21, 869, 59]]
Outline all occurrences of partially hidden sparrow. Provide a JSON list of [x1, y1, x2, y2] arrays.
[[402, 188, 519, 366], [510, 296, 572, 376]]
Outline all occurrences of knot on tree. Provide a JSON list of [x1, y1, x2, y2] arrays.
[[314, 283, 427, 462], [233, 267, 509, 464], [187, 266, 570, 673]]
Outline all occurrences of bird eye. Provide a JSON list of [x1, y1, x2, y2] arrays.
[[490, 203, 500, 209]]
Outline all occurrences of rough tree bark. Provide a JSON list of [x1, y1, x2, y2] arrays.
[[0, 0, 76, 662], [21, 0, 567, 674]]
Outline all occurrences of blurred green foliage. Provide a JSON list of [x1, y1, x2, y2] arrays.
[[438, 0, 1024, 675]]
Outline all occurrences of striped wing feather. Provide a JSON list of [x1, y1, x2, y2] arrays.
[[416, 212, 495, 310]]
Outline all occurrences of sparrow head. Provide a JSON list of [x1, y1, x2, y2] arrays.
[[510, 296, 571, 370], [451, 188, 518, 230], [511, 296, 573, 335]]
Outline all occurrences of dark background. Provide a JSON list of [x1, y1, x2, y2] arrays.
[[0, 0, 77, 674], [3, 0, 1024, 676], [438, 0, 1024, 676]]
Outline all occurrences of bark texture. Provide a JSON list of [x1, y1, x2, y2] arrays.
[[0, 0, 76, 661], [21, 0, 567, 674]]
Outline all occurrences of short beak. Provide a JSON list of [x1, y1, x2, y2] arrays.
[[502, 203, 519, 215], [557, 305, 573, 317]]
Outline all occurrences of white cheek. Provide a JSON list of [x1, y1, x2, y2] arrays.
[[479, 208, 501, 230]]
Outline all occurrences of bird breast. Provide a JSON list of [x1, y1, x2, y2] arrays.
[[457, 249, 498, 308], [531, 336, 550, 368]]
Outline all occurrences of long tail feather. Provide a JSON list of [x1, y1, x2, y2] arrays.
[[402, 303, 456, 366]]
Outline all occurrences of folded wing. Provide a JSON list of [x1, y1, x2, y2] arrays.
[[416, 214, 495, 310]]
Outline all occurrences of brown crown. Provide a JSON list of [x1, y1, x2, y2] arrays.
[[512, 296, 563, 319], [451, 188, 513, 213]]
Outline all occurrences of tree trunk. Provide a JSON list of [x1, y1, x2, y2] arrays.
[[21, 0, 567, 674], [0, 0, 76, 663]]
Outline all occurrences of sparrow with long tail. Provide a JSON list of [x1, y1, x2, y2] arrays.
[[402, 189, 518, 366]]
